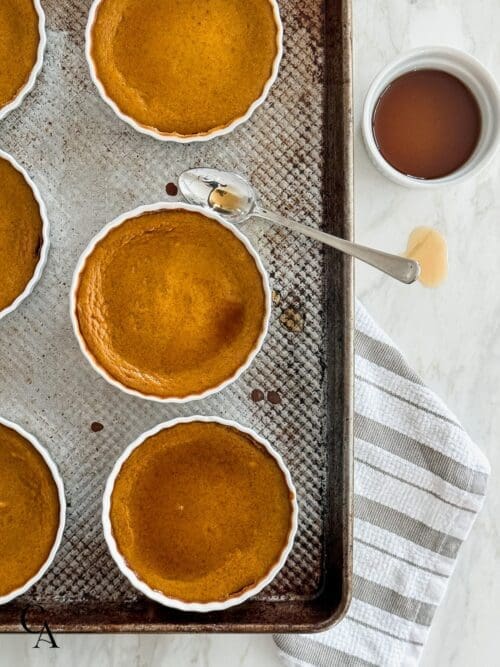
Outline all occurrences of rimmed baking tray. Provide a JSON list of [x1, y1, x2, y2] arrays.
[[0, 0, 353, 632]]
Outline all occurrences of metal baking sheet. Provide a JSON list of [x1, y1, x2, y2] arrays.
[[0, 0, 353, 632]]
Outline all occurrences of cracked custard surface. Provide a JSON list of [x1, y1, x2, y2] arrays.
[[90, 0, 279, 136], [0, 156, 43, 313], [0, 0, 39, 110], [109, 421, 294, 603], [75, 209, 267, 398], [0, 424, 60, 597]]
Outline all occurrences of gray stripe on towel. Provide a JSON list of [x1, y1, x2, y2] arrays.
[[355, 330, 424, 386], [355, 495, 462, 558], [274, 635, 377, 667], [355, 414, 488, 495], [353, 575, 436, 626]]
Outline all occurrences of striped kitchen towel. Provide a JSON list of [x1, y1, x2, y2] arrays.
[[274, 301, 490, 667]]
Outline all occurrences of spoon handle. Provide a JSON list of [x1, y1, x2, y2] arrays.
[[254, 208, 420, 285]]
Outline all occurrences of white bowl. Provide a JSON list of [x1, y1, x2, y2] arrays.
[[362, 46, 500, 187], [0, 0, 46, 121], [0, 416, 66, 605], [102, 416, 298, 612], [70, 202, 271, 403], [85, 0, 283, 143], [0, 149, 50, 321]]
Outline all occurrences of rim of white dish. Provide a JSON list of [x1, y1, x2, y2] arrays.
[[85, 0, 283, 143], [70, 202, 271, 403], [102, 415, 299, 612], [0, 0, 46, 122], [362, 46, 500, 188], [0, 416, 66, 606], [0, 149, 50, 321]]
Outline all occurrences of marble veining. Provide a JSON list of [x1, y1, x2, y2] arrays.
[[1, 0, 499, 665]]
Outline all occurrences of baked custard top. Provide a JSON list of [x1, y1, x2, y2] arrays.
[[0, 423, 60, 597], [0, 156, 43, 313], [110, 421, 294, 603], [75, 209, 267, 399], [90, 0, 279, 136], [0, 0, 40, 110]]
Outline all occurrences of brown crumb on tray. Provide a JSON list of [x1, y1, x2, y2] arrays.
[[267, 391, 282, 405], [251, 389, 265, 402], [280, 307, 304, 333]]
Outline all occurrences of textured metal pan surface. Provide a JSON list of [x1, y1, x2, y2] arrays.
[[0, 0, 353, 633]]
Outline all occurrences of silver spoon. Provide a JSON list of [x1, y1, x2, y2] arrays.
[[178, 168, 420, 284]]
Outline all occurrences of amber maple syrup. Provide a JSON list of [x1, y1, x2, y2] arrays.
[[373, 69, 481, 179], [405, 227, 448, 287]]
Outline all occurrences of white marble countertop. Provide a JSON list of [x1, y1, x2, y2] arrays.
[[2, 0, 499, 665]]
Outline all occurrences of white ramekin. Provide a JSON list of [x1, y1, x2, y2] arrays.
[[102, 416, 298, 612], [85, 0, 283, 143], [362, 46, 500, 188], [0, 416, 66, 605], [0, 0, 46, 121], [70, 202, 271, 403], [0, 149, 50, 321]]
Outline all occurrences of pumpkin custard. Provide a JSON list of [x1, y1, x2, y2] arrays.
[[0, 155, 44, 313], [0, 0, 40, 111], [75, 208, 267, 399], [109, 421, 294, 603], [0, 424, 60, 597], [89, 0, 279, 136]]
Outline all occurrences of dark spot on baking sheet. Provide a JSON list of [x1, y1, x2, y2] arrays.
[[271, 289, 281, 305], [91, 422, 104, 432], [165, 182, 178, 196], [251, 389, 265, 402], [267, 391, 282, 405]]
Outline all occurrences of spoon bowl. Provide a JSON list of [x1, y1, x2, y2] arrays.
[[179, 169, 255, 224]]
